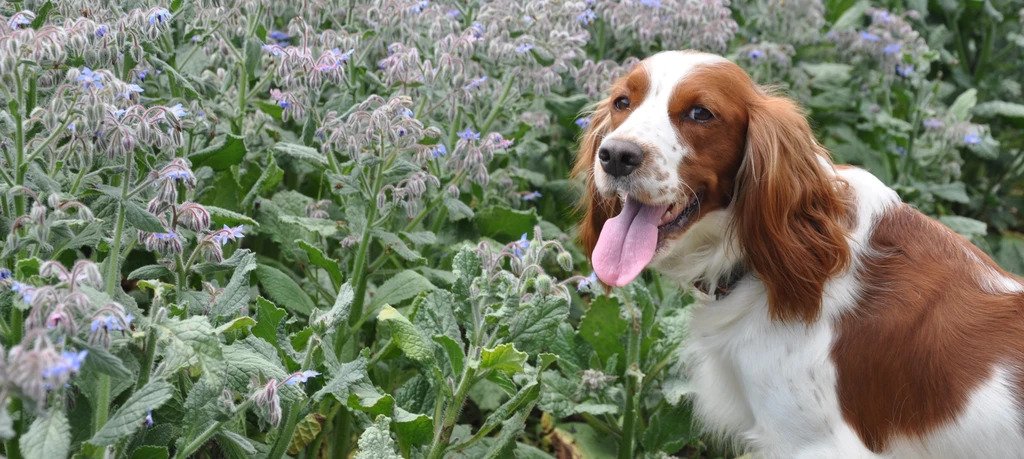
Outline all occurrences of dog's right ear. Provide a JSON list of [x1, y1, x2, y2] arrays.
[[572, 101, 619, 259]]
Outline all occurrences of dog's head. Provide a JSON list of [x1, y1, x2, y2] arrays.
[[575, 50, 850, 322]]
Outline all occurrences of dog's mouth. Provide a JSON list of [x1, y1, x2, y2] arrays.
[[591, 191, 703, 287], [656, 192, 703, 244]]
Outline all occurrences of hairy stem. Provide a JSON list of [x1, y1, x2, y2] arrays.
[[426, 365, 477, 459], [619, 291, 643, 459]]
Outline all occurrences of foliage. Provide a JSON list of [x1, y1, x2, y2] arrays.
[[0, 1, 1021, 458]]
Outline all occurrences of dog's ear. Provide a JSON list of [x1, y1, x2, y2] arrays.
[[735, 94, 850, 323], [573, 101, 619, 259]]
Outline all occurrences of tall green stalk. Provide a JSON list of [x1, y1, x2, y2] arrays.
[[619, 291, 643, 459]]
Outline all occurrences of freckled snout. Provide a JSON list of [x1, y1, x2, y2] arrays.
[[599, 139, 644, 178]]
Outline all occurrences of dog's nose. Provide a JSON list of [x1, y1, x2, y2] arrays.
[[598, 139, 644, 178]]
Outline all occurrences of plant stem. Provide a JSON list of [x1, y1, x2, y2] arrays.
[[619, 290, 643, 459], [175, 399, 256, 459], [426, 365, 477, 459], [267, 402, 301, 459]]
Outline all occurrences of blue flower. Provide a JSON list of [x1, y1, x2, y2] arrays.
[[77, 67, 104, 90], [639, 0, 662, 8], [431, 144, 447, 158], [400, 108, 414, 118], [144, 411, 154, 427], [268, 30, 290, 42], [859, 31, 881, 42], [285, 370, 320, 386], [575, 117, 592, 129], [577, 9, 597, 25], [515, 43, 534, 54], [212, 225, 245, 246], [464, 76, 487, 91], [895, 64, 914, 78], [11, 281, 34, 303], [577, 272, 598, 291], [123, 83, 144, 99], [458, 128, 481, 141], [91, 315, 127, 333], [748, 49, 764, 60], [893, 146, 907, 157], [963, 133, 982, 145], [512, 233, 530, 258], [469, 22, 485, 40], [409, 0, 430, 13], [446, 9, 461, 18], [883, 43, 901, 55], [148, 8, 172, 26], [0, 268, 10, 280], [95, 24, 109, 37], [8, 15, 30, 29], [278, 99, 291, 109], [169, 103, 188, 118], [42, 350, 88, 379], [521, 191, 542, 202], [137, 69, 149, 81]]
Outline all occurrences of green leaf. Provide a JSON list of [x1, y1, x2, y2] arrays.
[[939, 215, 988, 239], [642, 401, 696, 454], [973, 101, 1024, 119], [507, 295, 570, 354], [444, 195, 474, 221], [829, 0, 870, 31], [313, 283, 353, 328], [130, 445, 169, 459], [0, 400, 13, 440], [148, 56, 200, 99], [371, 230, 424, 262], [353, 416, 401, 459], [371, 270, 436, 309], [210, 251, 257, 319], [216, 316, 256, 335], [125, 200, 167, 233], [927, 182, 970, 204], [475, 206, 538, 240], [20, 409, 70, 459], [154, 316, 222, 376], [278, 215, 339, 237], [205, 205, 259, 228], [80, 342, 132, 379], [393, 408, 432, 448], [16, 257, 41, 277], [254, 264, 315, 316], [189, 134, 247, 171], [433, 335, 465, 376], [274, 142, 327, 166], [480, 343, 528, 375], [348, 382, 395, 417], [30, 2, 54, 29], [127, 264, 173, 281], [378, 306, 434, 364], [472, 381, 540, 445], [287, 412, 323, 455], [579, 296, 627, 365], [949, 88, 978, 121], [401, 231, 437, 245], [90, 379, 174, 446], [253, 297, 287, 346], [315, 358, 369, 402], [997, 233, 1024, 275], [297, 240, 343, 288]]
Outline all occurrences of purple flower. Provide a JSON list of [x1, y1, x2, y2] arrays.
[[278, 99, 291, 109], [0, 268, 10, 280], [144, 411, 154, 427], [639, 0, 662, 8], [148, 8, 172, 26], [42, 350, 88, 379], [521, 191, 542, 201], [577, 272, 598, 291], [469, 22, 485, 40], [11, 281, 34, 303], [748, 49, 764, 60], [512, 233, 530, 258], [575, 117, 591, 129], [137, 69, 149, 81], [895, 64, 914, 77], [400, 108, 414, 118], [859, 31, 881, 42], [446, 9, 461, 18], [883, 43, 901, 55], [458, 128, 481, 141], [464, 76, 487, 91], [77, 67, 104, 90], [123, 84, 144, 99], [923, 118, 944, 130], [211, 225, 245, 246], [91, 315, 126, 333], [285, 370, 320, 386], [95, 24, 109, 37], [963, 133, 982, 145], [8, 15, 31, 29], [577, 9, 597, 25], [431, 144, 447, 158], [515, 43, 534, 54]]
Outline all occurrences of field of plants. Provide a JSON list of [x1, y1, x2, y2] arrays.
[[0, 0, 1022, 458]]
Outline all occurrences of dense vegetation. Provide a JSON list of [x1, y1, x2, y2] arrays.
[[0, 0, 1022, 458]]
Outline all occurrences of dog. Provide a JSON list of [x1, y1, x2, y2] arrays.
[[574, 50, 1024, 457]]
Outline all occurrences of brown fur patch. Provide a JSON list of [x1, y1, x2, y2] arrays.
[[833, 204, 1024, 451]]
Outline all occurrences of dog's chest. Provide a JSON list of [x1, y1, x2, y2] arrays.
[[680, 285, 870, 455]]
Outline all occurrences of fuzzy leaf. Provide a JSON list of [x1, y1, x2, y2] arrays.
[[444, 196, 474, 221], [90, 379, 174, 446], [315, 357, 369, 402], [642, 401, 696, 454], [313, 283, 353, 328], [274, 142, 327, 166], [579, 296, 628, 366], [254, 264, 315, 316], [210, 250, 257, 319], [476, 206, 539, 240], [154, 316, 222, 376], [372, 230, 424, 262], [130, 445, 169, 459], [297, 240, 344, 288], [378, 306, 434, 364], [287, 413, 324, 455], [205, 205, 259, 228], [124, 200, 167, 233], [253, 297, 287, 346], [973, 101, 1024, 119], [371, 270, 435, 309], [949, 88, 978, 121], [507, 295, 570, 354], [80, 342, 132, 379], [354, 416, 401, 459], [279, 215, 338, 237], [939, 215, 988, 238], [20, 410, 70, 459], [480, 343, 528, 375], [189, 134, 246, 171], [127, 264, 173, 281]]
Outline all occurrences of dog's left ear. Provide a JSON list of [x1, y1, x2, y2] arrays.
[[735, 93, 850, 323], [573, 101, 619, 259]]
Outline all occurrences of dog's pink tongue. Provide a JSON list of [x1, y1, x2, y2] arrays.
[[592, 198, 669, 287]]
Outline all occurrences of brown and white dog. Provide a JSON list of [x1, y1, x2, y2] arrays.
[[574, 50, 1024, 457]]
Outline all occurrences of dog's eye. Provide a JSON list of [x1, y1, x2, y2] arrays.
[[613, 96, 631, 111], [687, 106, 714, 122]]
